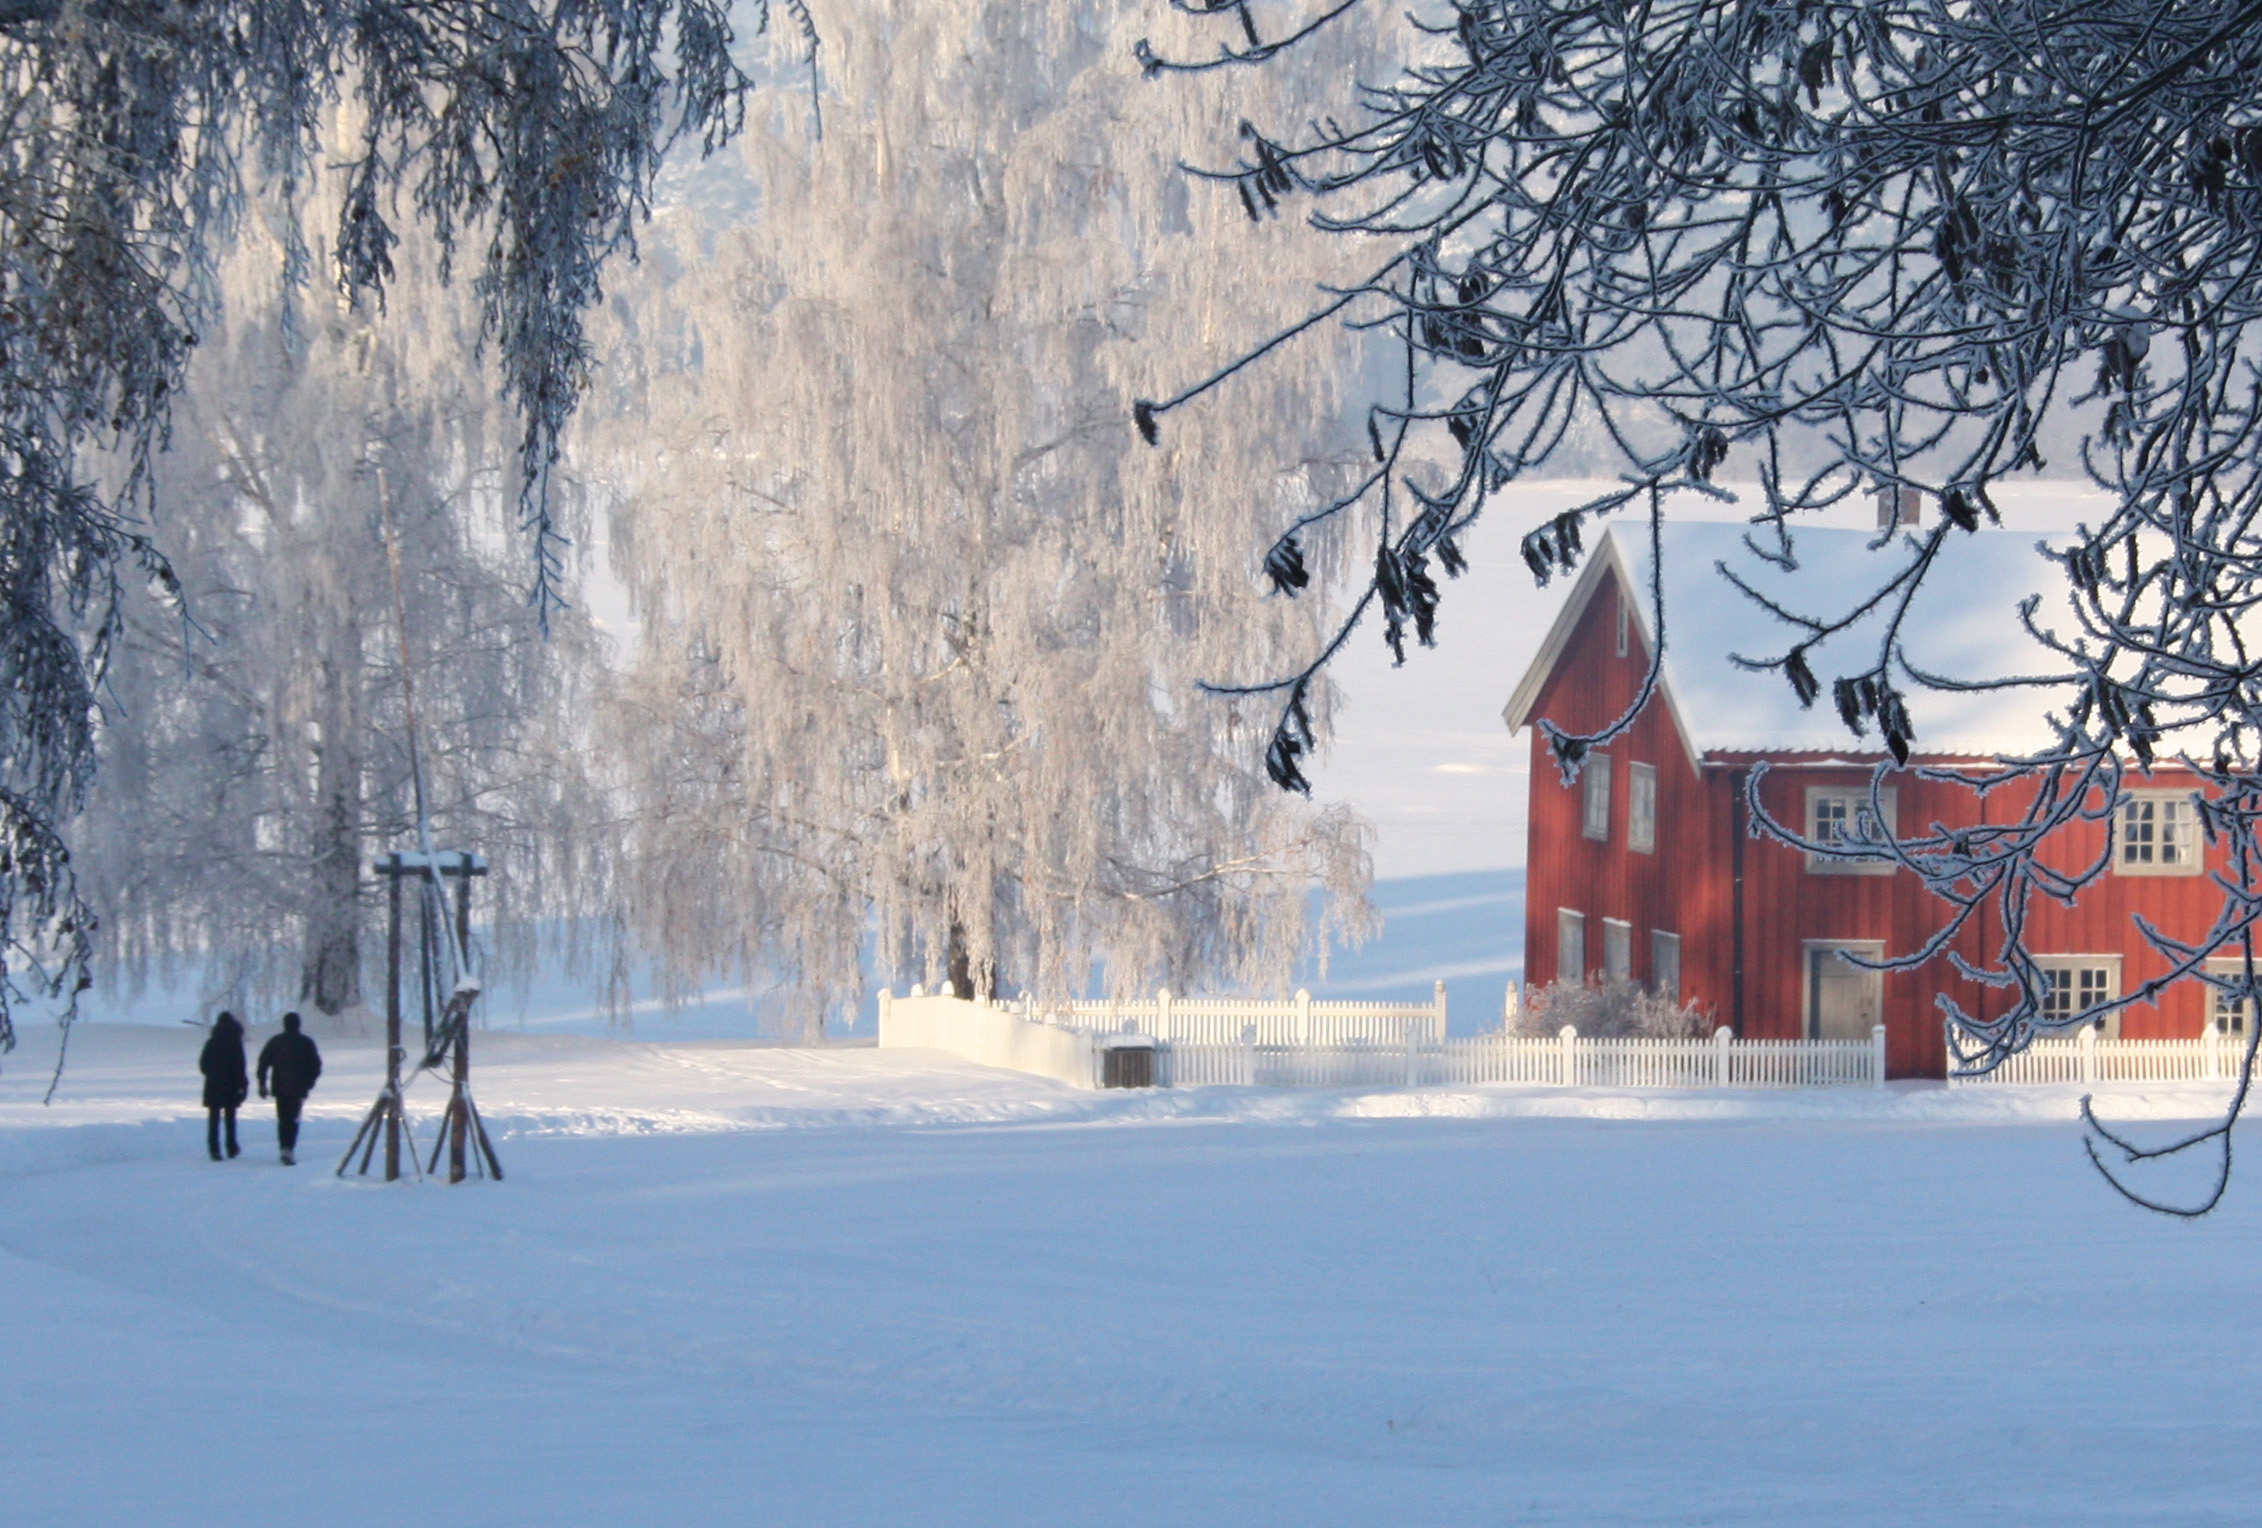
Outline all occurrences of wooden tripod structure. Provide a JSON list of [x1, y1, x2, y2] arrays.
[[337, 850, 502, 1183]]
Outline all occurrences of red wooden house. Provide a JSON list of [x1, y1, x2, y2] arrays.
[[1503, 516, 2236, 1079]]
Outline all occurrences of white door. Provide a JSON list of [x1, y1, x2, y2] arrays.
[[1807, 943, 1883, 1041]]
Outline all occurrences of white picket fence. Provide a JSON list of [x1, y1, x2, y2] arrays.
[[1156, 1026, 1884, 1090], [882, 987, 1887, 1091], [1950, 1025, 2252, 1085], [1057, 984, 1448, 1046]]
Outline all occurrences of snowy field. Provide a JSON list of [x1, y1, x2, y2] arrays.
[[6, 1023, 2261, 1526]]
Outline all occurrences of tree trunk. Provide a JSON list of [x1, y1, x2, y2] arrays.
[[301, 655, 363, 1014], [943, 916, 1003, 1001], [944, 918, 974, 1000]]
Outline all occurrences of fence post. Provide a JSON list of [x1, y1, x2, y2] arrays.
[[1870, 1023, 1887, 1088], [1433, 980, 1448, 1043], [2080, 1021, 2096, 1085], [2207, 1021, 2221, 1081], [1242, 1022, 1258, 1087], [1295, 987, 1312, 1046], [1714, 1025, 1731, 1088], [1158, 987, 1174, 1043], [1560, 1024, 1578, 1087], [1404, 1014, 1419, 1088], [1503, 980, 1521, 1029]]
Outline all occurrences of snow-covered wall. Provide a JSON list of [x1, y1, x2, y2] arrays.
[[878, 993, 1097, 1090]]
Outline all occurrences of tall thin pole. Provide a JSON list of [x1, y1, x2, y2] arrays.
[[386, 859, 402, 1181], [450, 856, 471, 1184]]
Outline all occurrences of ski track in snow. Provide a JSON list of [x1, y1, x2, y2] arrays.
[[3, 1023, 2259, 1526]]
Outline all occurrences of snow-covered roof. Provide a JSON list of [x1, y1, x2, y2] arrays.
[[1504, 520, 2083, 760]]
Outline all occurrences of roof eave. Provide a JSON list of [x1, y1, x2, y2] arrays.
[[1501, 532, 1704, 778]]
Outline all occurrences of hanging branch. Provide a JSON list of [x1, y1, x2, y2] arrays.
[[1144, 0, 2262, 1202], [0, 0, 776, 1075]]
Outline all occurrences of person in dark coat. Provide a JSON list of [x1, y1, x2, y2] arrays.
[[256, 1011, 323, 1166], [198, 1011, 248, 1161]]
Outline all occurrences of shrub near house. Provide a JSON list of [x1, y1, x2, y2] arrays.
[[1504, 517, 2238, 1079]]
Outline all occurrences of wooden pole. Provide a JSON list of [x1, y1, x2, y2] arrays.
[[449, 853, 471, 1183], [449, 1037, 469, 1183], [385, 857, 402, 1182], [419, 891, 437, 1054]]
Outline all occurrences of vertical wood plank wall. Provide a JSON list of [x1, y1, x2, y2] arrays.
[[1521, 566, 2228, 1078]]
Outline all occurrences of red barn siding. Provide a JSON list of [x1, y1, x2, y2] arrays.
[[1521, 563, 2234, 1077]]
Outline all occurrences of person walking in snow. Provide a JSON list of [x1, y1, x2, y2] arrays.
[[256, 1012, 323, 1166], [198, 1011, 248, 1161]]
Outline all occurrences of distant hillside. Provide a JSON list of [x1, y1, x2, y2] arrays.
[[1301, 868, 1523, 1031]]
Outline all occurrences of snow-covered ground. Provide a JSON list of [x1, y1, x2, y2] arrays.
[[6, 1022, 2260, 1525]]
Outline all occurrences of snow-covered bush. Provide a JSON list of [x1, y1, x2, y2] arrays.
[[1516, 980, 1714, 1041]]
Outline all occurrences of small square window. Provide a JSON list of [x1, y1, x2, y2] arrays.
[[1582, 755, 1613, 843], [1651, 930, 1681, 1003], [2033, 955, 2121, 1036], [1805, 786, 1898, 876], [1628, 763, 1657, 854], [2116, 793, 2202, 876], [1602, 918, 1632, 982], [1557, 909, 1586, 985]]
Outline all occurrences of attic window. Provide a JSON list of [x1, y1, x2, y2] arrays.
[[1873, 483, 1923, 530], [2116, 793, 2201, 876], [1805, 786, 1898, 876], [1582, 754, 1613, 842], [1615, 591, 1629, 657], [1628, 763, 1657, 854]]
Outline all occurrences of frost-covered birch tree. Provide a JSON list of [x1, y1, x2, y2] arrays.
[[0, 0, 754, 1055], [581, 0, 1380, 1028], [1145, 0, 2262, 1207], [76, 233, 608, 1022]]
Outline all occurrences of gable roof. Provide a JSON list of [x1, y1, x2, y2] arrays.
[[1504, 521, 2081, 760]]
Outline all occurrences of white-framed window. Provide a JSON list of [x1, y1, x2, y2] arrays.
[[2204, 957, 2255, 1039], [1558, 909, 1586, 985], [1804, 786, 1899, 875], [1582, 754, 1613, 842], [1651, 930, 1682, 1004], [1628, 762, 1657, 854], [1872, 482, 1922, 530], [2034, 955, 2122, 1037], [2116, 792, 2202, 876], [1602, 918, 1632, 982]]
